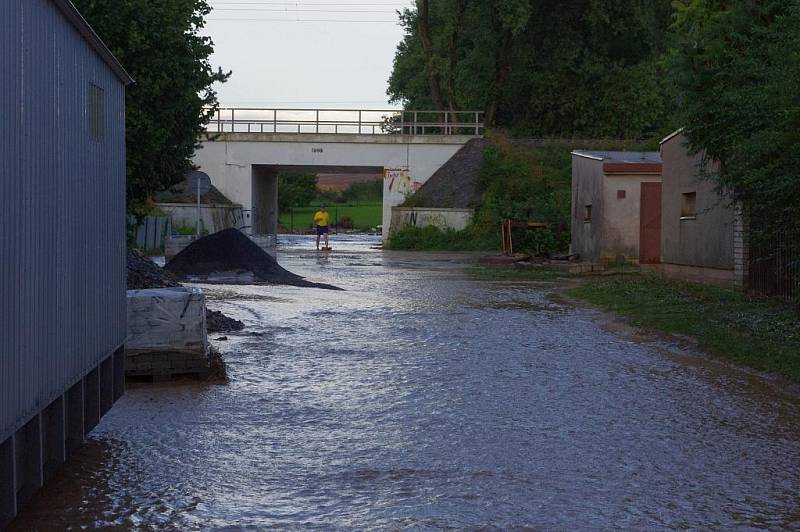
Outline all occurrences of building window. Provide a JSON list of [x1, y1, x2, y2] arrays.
[[681, 192, 697, 219], [584, 204, 592, 223], [617, 190, 626, 199], [88, 83, 105, 142]]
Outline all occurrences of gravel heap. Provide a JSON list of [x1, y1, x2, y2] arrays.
[[127, 249, 181, 290], [403, 138, 488, 208], [165, 228, 342, 290]]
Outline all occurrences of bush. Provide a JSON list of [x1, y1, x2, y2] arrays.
[[338, 216, 354, 230], [387, 224, 499, 251]]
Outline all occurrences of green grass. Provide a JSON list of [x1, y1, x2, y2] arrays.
[[279, 202, 382, 232], [567, 275, 800, 382]]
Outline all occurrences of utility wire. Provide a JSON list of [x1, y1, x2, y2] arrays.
[[211, 2, 411, 5], [207, 18, 400, 22], [213, 8, 399, 12]]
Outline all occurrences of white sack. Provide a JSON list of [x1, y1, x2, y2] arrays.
[[126, 287, 207, 355]]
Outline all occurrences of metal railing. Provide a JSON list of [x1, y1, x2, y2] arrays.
[[205, 108, 485, 136]]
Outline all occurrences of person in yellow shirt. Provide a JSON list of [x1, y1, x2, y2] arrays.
[[313, 205, 330, 250]]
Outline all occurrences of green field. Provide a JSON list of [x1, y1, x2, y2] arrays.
[[279, 203, 382, 232]]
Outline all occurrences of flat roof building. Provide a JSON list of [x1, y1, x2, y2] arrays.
[[570, 151, 663, 264], [658, 130, 746, 288]]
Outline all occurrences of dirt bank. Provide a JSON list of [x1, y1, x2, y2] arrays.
[[403, 138, 487, 209]]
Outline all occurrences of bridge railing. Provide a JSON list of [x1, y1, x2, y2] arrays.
[[205, 108, 485, 136]]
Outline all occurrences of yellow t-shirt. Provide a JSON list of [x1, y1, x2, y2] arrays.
[[313, 210, 330, 227]]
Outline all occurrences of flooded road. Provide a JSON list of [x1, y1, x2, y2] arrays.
[[11, 235, 800, 530]]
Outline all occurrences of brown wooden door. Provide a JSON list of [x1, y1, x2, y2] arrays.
[[639, 182, 662, 264]]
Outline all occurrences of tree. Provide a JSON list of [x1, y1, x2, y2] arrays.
[[388, 0, 675, 138], [72, 0, 229, 215], [278, 173, 318, 212], [669, 0, 800, 235]]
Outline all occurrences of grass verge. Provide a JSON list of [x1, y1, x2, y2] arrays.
[[567, 275, 800, 382]]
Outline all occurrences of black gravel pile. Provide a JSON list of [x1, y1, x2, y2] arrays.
[[206, 310, 245, 333], [165, 228, 342, 290], [127, 249, 181, 290], [403, 138, 488, 208]]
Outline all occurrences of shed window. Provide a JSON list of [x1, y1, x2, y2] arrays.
[[681, 192, 697, 218], [88, 83, 105, 142], [584, 204, 592, 222], [617, 190, 626, 199]]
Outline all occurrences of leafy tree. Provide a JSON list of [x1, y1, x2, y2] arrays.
[[71, 0, 229, 215], [340, 180, 383, 203], [278, 173, 318, 212], [669, 0, 800, 235], [388, 0, 675, 138]]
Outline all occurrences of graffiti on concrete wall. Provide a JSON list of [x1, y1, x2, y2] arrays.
[[385, 168, 422, 196], [404, 210, 447, 228]]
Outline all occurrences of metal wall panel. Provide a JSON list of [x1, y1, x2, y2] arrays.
[[0, 0, 127, 443]]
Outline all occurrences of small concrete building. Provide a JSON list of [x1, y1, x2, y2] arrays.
[[571, 151, 663, 264], [658, 130, 746, 287], [0, 0, 132, 526]]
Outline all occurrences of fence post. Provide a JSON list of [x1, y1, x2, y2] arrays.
[[358, 111, 362, 134], [273, 109, 277, 133], [316, 110, 319, 133], [231, 109, 235, 133]]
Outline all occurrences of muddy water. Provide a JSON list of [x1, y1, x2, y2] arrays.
[[11, 235, 800, 530]]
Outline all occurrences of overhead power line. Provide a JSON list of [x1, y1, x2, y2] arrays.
[[207, 18, 400, 22], [213, 8, 400, 13], [211, 2, 411, 5]]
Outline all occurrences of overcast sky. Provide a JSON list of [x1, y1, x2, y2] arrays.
[[203, 0, 412, 109]]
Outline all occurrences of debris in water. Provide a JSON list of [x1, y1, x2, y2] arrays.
[[207, 345, 228, 383], [165, 228, 342, 290], [206, 309, 245, 333]]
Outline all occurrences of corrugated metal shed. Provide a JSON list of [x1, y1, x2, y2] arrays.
[[0, 0, 128, 443]]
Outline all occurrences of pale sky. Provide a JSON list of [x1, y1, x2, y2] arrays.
[[203, 0, 412, 109]]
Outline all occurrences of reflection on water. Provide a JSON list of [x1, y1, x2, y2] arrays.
[[11, 235, 800, 530]]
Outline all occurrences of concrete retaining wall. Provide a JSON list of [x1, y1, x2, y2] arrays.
[[156, 203, 244, 235], [165, 233, 276, 260], [390, 207, 474, 233]]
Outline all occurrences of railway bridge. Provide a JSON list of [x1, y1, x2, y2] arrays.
[[192, 108, 484, 239]]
